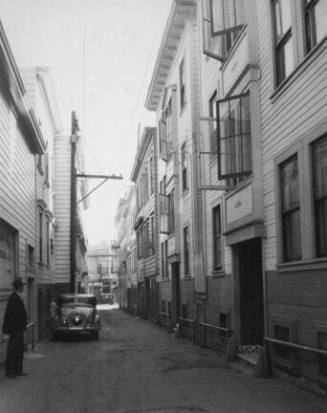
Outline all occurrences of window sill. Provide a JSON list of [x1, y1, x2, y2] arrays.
[[160, 277, 170, 283], [270, 36, 327, 103], [224, 176, 252, 200], [211, 270, 225, 278], [277, 257, 327, 273]]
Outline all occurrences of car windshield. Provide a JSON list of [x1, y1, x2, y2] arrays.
[[60, 296, 96, 306]]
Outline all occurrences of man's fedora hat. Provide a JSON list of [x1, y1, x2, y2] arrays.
[[12, 278, 25, 287]]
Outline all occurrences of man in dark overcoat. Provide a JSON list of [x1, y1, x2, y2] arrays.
[[2, 278, 27, 378]]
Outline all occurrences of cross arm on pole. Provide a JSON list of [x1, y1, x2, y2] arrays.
[[76, 173, 123, 179], [77, 173, 123, 204]]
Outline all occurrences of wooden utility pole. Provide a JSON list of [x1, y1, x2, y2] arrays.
[[70, 111, 79, 293], [69, 111, 123, 293]]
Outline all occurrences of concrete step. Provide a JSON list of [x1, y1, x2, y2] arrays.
[[235, 345, 263, 375]]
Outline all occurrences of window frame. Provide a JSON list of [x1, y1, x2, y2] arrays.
[[39, 210, 43, 264], [304, 0, 327, 54], [209, 90, 218, 155], [46, 219, 50, 266], [275, 123, 327, 267], [149, 155, 154, 194], [179, 59, 186, 110], [209, 0, 245, 38], [311, 133, 327, 258], [201, 0, 245, 60], [183, 226, 190, 276], [159, 193, 169, 234], [279, 154, 302, 262], [212, 204, 222, 271], [216, 91, 252, 181], [272, 0, 294, 86], [27, 245, 35, 268], [181, 142, 188, 191]]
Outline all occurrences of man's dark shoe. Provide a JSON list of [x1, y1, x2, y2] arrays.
[[6, 374, 17, 379]]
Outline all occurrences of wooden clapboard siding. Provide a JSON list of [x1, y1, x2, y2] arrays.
[[53, 134, 71, 283], [257, 0, 327, 270], [0, 88, 36, 292], [20, 68, 62, 286]]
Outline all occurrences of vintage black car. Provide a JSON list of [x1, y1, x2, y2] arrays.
[[50, 294, 101, 340]]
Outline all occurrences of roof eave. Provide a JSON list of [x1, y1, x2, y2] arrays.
[[144, 0, 196, 112], [0, 21, 46, 154], [36, 67, 64, 134], [130, 127, 156, 181]]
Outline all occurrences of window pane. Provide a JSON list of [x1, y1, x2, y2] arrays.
[[284, 37, 294, 78], [315, 200, 327, 256], [184, 227, 189, 275], [283, 209, 301, 261], [274, 0, 292, 42], [280, 156, 301, 261], [209, 91, 217, 153], [313, 137, 327, 198], [211, 0, 225, 32], [218, 93, 252, 179], [240, 94, 251, 171], [280, 156, 299, 212], [313, 136, 327, 256], [315, 1, 327, 44], [213, 206, 222, 269], [273, 0, 293, 84]]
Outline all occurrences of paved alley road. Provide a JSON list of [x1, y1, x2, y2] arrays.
[[1, 307, 327, 413]]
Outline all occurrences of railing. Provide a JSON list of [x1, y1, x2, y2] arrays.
[[178, 317, 196, 344], [199, 322, 233, 350], [158, 311, 171, 318], [158, 311, 171, 328], [25, 322, 35, 351], [264, 337, 327, 356]]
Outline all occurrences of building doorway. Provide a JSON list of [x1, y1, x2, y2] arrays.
[[27, 277, 35, 323], [237, 238, 264, 345], [171, 262, 180, 325], [37, 289, 43, 340]]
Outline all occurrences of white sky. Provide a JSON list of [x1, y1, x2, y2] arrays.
[[1, 0, 172, 246]]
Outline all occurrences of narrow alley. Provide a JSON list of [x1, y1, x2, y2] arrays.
[[1, 307, 326, 413]]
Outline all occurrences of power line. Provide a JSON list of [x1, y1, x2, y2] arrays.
[[124, 32, 159, 143]]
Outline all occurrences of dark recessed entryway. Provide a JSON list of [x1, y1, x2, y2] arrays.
[[238, 237, 264, 345]]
